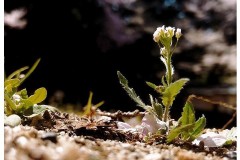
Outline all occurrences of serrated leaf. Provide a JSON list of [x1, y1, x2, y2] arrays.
[[167, 124, 194, 143], [189, 115, 206, 140], [162, 78, 189, 107], [180, 101, 195, 125], [117, 71, 147, 110], [28, 87, 47, 104]]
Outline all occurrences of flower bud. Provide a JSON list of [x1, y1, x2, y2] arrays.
[[12, 94, 21, 102], [176, 28, 182, 39], [160, 47, 168, 57]]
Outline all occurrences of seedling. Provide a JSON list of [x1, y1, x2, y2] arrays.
[[118, 26, 206, 142], [4, 59, 56, 126], [82, 91, 104, 118]]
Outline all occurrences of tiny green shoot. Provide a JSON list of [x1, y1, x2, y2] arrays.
[[4, 59, 55, 126], [82, 91, 104, 118]]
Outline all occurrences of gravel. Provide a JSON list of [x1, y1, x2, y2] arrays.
[[5, 125, 231, 160]]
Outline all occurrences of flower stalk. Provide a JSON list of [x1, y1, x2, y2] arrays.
[[153, 25, 184, 122]]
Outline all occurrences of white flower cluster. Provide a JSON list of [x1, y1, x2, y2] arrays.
[[153, 25, 182, 43]]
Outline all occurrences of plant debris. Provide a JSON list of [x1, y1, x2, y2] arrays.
[[5, 110, 236, 160]]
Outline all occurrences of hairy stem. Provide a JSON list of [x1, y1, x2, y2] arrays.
[[163, 104, 170, 122], [167, 56, 172, 86]]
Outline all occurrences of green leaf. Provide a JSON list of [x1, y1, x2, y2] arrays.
[[28, 87, 47, 104], [167, 124, 194, 143], [169, 100, 206, 142], [4, 79, 20, 95], [4, 92, 17, 112], [161, 76, 167, 87], [189, 115, 206, 140], [19, 58, 41, 86], [19, 99, 34, 110], [150, 94, 163, 120], [180, 101, 195, 125], [146, 81, 158, 90], [146, 81, 165, 94], [162, 78, 189, 107], [4, 79, 20, 88], [7, 66, 29, 80], [83, 91, 93, 115], [117, 71, 148, 110], [23, 105, 47, 117]]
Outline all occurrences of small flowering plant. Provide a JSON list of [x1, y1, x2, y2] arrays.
[[117, 26, 206, 142]]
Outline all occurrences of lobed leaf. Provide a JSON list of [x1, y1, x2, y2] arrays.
[[28, 87, 47, 104]]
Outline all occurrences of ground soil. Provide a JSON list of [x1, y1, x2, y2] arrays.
[[4, 110, 236, 160]]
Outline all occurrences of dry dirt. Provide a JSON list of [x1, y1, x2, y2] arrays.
[[4, 110, 236, 160]]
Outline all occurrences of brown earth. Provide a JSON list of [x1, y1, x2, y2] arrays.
[[4, 110, 236, 160]]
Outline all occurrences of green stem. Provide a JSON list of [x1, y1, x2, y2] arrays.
[[163, 104, 170, 122], [164, 48, 172, 121], [4, 93, 16, 115], [166, 50, 172, 86]]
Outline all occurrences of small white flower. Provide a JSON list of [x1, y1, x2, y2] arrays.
[[153, 26, 165, 42], [176, 28, 182, 39], [165, 27, 175, 38]]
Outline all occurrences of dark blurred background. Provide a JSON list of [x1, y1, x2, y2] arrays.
[[4, 0, 236, 128]]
